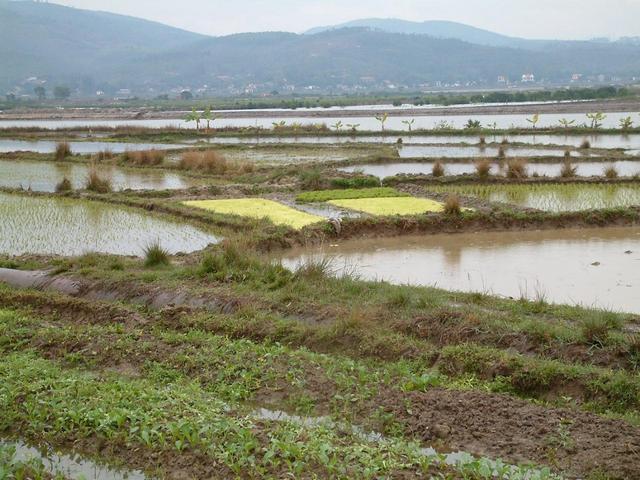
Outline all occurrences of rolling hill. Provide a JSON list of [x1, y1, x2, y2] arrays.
[[2, 1, 640, 95]]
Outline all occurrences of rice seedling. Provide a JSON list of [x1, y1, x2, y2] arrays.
[[506, 159, 528, 179], [444, 194, 462, 215], [425, 183, 640, 212], [55, 177, 72, 192], [328, 197, 445, 215], [604, 165, 619, 179], [560, 161, 578, 178], [143, 241, 171, 267], [85, 165, 112, 193], [432, 161, 445, 177], [475, 159, 492, 179], [54, 142, 71, 161], [296, 187, 407, 203], [183, 198, 324, 229]]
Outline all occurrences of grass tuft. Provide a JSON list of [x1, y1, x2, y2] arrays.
[[475, 159, 492, 178], [123, 149, 164, 166], [55, 177, 73, 192], [506, 159, 528, 179], [143, 241, 171, 267], [604, 165, 619, 179], [443, 194, 462, 215], [560, 161, 578, 178], [432, 161, 445, 177], [85, 166, 112, 193], [54, 142, 72, 161]]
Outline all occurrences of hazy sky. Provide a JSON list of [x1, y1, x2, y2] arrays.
[[51, 0, 640, 39]]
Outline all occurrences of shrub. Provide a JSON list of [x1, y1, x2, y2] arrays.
[[94, 149, 114, 161], [123, 149, 164, 166], [431, 161, 445, 177], [143, 241, 170, 267], [329, 176, 380, 189], [55, 142, 71, 161], [443, 194, 461, 215], [299, 168, 323, 190], [604, 165, 619, 179], [55, 177, 72, 192], [560, 161, 578, 178], [506, 159, 528, 179], [475, 159, 492, 178], [580, 139, 591, 149], [85, 166, 112, 193]]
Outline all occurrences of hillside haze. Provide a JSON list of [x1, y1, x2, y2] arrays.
[[2, 1, 640, 97]]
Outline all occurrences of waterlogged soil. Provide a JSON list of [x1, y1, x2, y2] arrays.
[[0, 193, 218, 256], [279, 227, 640, 313], [0, 139, 184, 154], [398, 145, 570, 158], [340, 160, 640, 179], [0, 159, 197, 192]]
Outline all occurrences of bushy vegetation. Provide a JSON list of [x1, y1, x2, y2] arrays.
[[122, 149, 164, 166], [85, 166, 112, 193], [54, 142, 71, 161], [296, 187, 408, 203], [179, 150, 254, 174]]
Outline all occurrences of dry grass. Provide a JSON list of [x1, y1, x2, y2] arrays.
[[85, 165, 112, 193], [443, 194, 461, 215], [432, 161, 445, 177], [54, 142, 71, 161], [123, 149, 165, 166], [497, 146, 506, 159], [580, 139, 591, 149], [560, 161, 578, 178], [179, 150, 254, 175], [475, 159, 492, 178], [93, 149, 114, 162], [478, 136, 486, 145], [55, 177, 72, 193], [506, 159, 528, 179], [604, 165, 619, 179]]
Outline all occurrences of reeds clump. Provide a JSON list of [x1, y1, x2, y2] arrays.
[[123, 149, 165, 166], [604, 165, 619, 179], [432, 161, 445, 177], [580, 139, 591, 149], [94, 149, 114, 162], [474, 159, 492, 179], [179, 150, 254, 175], [560, 161, 578, 178], [564, 149, 571, 160], [55, 177, 72, 192], [85, 166, 112, 193], [55, 142, 72, 161], [444, 194, 461, 215], [506, 159, 528, 179], [143, 241, 171, 267]]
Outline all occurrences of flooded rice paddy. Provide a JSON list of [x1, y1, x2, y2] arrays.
[[399, 145, 570, 158], [341, 161, 640, 178], [0, 159, 197, 192], [0, 139, 183, 154], [280, 227, 640, 313], [0, 193, 218, 256], [0, 111, 636, 130], [427, 183, 640, 211]]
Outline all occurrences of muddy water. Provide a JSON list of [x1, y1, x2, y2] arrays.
[[0, 160, 197, 192], [0, 139, 183, 154], [399, 145, 570, 158], [0, 112, 636, 130], [0, 193, 218, 256], [1, 439, 146, 480], [279, 227, 640, 313], [340, 161, 640, 178]]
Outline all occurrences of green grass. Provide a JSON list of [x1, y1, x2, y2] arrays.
[[296, 187, 408, 203], [329, 197, 445, 215], [182, 198, 324, 229]]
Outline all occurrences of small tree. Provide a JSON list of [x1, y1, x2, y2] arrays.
[[272, 120, 286, 131], [558, 118, 575, 129], [402, 119, 415, 132], [586, 112, 606, 129], [53, 86, 71, 100], [331, 121, 343, 132], [34, 86, 46, 100], [185, 108, 202, 130], [526, 113, 540, 129], [375, 112, 389, 131], [464, 119, 481, 129], [180, 90, 193, 100], [202, 106, 215, 131], [620, 116, 634, 131]]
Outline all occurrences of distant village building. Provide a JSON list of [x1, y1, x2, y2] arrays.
[[521, 73, 535, 83], [571, 73, 583, 82], [497, 75, 507, 84], [114, 88, 133, 100]]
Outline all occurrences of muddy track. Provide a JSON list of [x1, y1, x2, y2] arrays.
[[2, 287, 640, 478]]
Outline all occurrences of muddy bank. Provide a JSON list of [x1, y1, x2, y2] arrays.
[[2, 99, 640, 121]]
